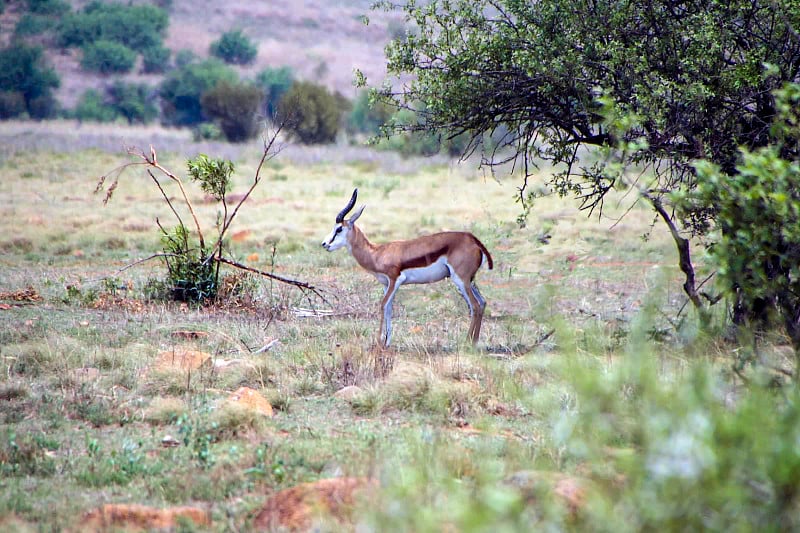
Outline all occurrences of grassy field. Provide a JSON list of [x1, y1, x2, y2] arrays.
[[1, 122, 778, 531]]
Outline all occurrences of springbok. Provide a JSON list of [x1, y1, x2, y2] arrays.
[[321, 189, 493, 347]]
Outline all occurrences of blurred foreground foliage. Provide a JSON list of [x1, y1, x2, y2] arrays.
[[367, 312, 800, 530]]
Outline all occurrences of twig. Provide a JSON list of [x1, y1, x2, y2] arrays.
[[131, 145, 206, 251], [114, 253, 179, 274], [148, 169, 186, 233], [253, 339, 280, 353], [642, 190, 707, 319], [214, 256, 328, 304], [206, 122, 286, 263]]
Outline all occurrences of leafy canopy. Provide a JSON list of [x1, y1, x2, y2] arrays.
[[57, 0, 168, 52], [374, 0, 800, 227], [0, 43, 59, 118], [210, 30, 258, 66], [200, 81, 264, 142], [159, 59, 237, 126]]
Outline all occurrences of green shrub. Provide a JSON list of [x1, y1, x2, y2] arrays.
[[159, 59, 237, 126], [141, 45, 170, 74], [559, 340, 800, 530], [0, 91, 26, 119], [80, 40, 136, 74], [255, 66, 294, 118], [277, 81, 342, 144], [174, 49, 196, 68], [0, 43, 59, 119], [108, 82, 157, 124], [26, 93, 58, 119], [193, 122, 223, 141], [57, 1, 168, 52], [74, 89, 118, 122], [14, 14, 56, 37], [209, 29, 257, 65], [347, 90, 392, 136], [378, 108, 470, 157], [200, 81, 263, 142], [27, 0, 69, 16]]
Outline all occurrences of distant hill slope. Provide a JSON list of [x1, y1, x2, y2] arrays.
[[1, 0, 403, 109]]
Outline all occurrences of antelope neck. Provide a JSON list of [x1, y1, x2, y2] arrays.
[[348, 226, 380, 273]]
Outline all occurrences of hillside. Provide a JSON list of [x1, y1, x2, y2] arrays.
[[1, 0, 402, 109]]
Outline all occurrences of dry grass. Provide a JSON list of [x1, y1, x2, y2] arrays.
[[0, 122, 697, 530]]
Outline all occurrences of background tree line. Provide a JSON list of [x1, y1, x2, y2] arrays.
[[0, 0, 428, 149]]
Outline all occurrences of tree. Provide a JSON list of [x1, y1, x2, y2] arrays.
[[370, 0, 800, 323], [210, 30, 257, 66], [74, 88, 117, 122], [109, 82, 158, 124], [679, 83, 800, 371], [57, 1, 168, 52], [141, 45, 170, 74], [200, 81, 263, 142], [277, 81, 341, 144], [0, 43, 59, 119], [80, 40, 136, 74], [159, 59, 237, 126], [256, 66, 294, 118]]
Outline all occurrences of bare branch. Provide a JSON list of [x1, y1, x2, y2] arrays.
[[129, 145, 206, 251], [214, 256, 328, 305], [206, 121, 287, 265], [642, 190, 708, 320]]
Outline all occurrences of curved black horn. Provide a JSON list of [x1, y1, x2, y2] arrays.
[[335, 188, 358, 223]]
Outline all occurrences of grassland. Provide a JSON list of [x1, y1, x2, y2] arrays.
[[2, 121, 779, 531]]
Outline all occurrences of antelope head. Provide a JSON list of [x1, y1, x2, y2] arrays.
[[321, 188, 365, 252]]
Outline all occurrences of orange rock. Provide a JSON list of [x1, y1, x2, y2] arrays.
[[81, 503, 209, 532], [253, 477, 375, 531], [247, 253, 260, 262], [227, 387, 274, 417], [151, 347, 211, 372]]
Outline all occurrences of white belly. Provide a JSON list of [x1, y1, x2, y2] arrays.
[[402, 256, 450, 284]]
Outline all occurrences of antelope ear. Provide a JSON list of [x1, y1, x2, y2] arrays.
[[348, 205, 366, 226]]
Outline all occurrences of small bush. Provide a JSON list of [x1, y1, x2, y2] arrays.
[[27, 93, 58, 119], [378, 108, 470, 157], [277, 81, 342, 144], [193, 122, 223, 141], [347, 90, 393, 136], [57, 2, 167, 52], [209, 29, 257, 65], [27, 0, 70, 16], [0, 44, 59, 119], [174, 49, 196, 68], [200, 81, 263, 142], [256, 66, 294, 118], [161, 223, 217, 302], [108, 81, 158, 124], [80, 40, 136, 74], [159, 59, 237, 126], [74, 89, 117, 122], [141, 45, 170, 74], [14, 13, 56, 37], [0, 91, 26, 119]]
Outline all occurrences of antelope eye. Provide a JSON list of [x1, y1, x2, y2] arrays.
[[335, 227, 342, 234]]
